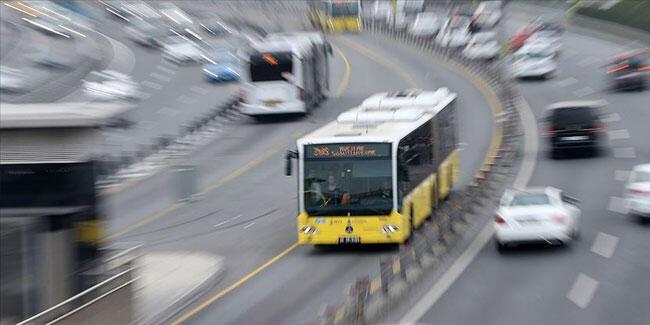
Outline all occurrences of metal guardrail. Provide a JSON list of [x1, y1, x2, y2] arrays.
[[317, 18, 525, 325]]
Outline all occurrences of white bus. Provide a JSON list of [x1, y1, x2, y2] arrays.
[[285, 88, 459, 245], [239, 37, 330, 118]]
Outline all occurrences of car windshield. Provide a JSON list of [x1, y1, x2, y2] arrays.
[[510, 193, 550, 206], [523, 47, 553, 58], [330, 2, 359, 17], [303, 144, 393, 216], [249, 51, 292, 82], [473, 33, 494, 44], [551, 107, 596, 128], [632, 170, 650, 182]]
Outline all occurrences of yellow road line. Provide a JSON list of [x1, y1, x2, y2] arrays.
[[335, 36, 419, 88], [104, 130, 305, 240], [370, 276, 382, 294], [332, 44, 351, 97], [171, 38, 424, 324], [171, 242, 300, 324]]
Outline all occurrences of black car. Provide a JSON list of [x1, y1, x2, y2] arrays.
[[544, 101, 605, 158], [605, 50, 649, 90]]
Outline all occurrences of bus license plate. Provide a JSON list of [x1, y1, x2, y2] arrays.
[[338, 237, 361, 244]]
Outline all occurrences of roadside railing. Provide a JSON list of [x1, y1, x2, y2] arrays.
[[316, 19, 525, 325]]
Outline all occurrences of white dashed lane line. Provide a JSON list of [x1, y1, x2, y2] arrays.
[[607, 129, 630, 140], [213, 220, 228, 228], [573, 86, 595, 97], [150, 72, 172, 82], [190, 86, 209, 95], [600, 112, 621, 123], [613, 147, 636, 158], [177, 95, 197, 105], [590, 232, 619, 258], [567, 273, 599, 309], [608, 196, 628, 214], [157, 107, 179, 117], [555, 77, 578, 87], [142, 80, 163, 90], [243, 221, 256, 229], [156, 65, 176, 75], [577, 56, 601, 67], [614, 170, 631, 182]]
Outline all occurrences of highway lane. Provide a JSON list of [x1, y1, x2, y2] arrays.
[[407, 6, 650, 325], [135, 29, 496, 324]]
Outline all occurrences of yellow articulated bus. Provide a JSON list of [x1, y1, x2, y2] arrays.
[[285, 88, 459, 245], [308, 0, 361, 33]]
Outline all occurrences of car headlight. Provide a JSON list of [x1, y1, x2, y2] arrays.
[[300, 226, 317, 234], [382, 225, 400, 233]]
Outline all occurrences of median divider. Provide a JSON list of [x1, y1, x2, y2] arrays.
[[316, 19, 526, 325]]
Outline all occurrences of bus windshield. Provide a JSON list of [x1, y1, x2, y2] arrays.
[[249, 51, 293, 82], [303, 144, 393, 216], [330, 2, 359, 17]]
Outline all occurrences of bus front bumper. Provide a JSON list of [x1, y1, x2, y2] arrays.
[[239, 101, 306, 116]]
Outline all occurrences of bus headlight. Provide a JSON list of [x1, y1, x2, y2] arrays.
[[301, 226, 317, 234], [382, 225, 400, 233]]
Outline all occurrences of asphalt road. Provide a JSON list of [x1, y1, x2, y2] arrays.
[[101, 10, 495, 322], [409, 6, 650, 325]]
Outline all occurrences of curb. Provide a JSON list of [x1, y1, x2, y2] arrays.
[[316, 20, 525, 325]]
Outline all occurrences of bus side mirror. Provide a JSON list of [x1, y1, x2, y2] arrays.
[[285, 150, 298, 176]]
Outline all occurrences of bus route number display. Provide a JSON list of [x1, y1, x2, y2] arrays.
[[306, 144, 390, 159]]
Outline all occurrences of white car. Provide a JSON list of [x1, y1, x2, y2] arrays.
[[625, 164, 650, 219], [526, 30, 562, 56], [473, 1, 503, 28], [463, 31, 500, 60], [391, 12, 409, 31], [0, 66, 27, 93], [495, 187, 581, 250], [436, 27, 471, 48], [83, 70, 140, 101], [511, 43, 557, 79], [408, 13, 440, 37], [162, 36, 204, 64]]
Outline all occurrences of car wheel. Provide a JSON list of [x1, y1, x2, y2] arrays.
[[551, 148, 562, 159], [495, 239, 507, 253], [571, 226, 580, 240]]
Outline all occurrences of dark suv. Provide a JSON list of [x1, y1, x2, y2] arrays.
[[544, 101, 605, 158], [606, 50, 649, 90]]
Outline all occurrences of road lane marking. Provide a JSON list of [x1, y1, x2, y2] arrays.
[[567, 273, 599, 308], [555, 77, 578, 87], [590, 232, 619, 258], [601, 112, 620, 123], [176, 95, 197, 105], [613, 147, 636, 158], [104, 202, 184, 241], [573, 86, 595, 97], [608, 196, 629, 214], [614, 170, 630, 182], [142, 80, 163, 90], [157, 107, 178, 116], [577, 56, 600, 67], [150, 72, 171, 82], [171, 242, 300, 324], [243, 221, 256, 229], [401, 221, 495, 322], [213, 220, 228, 228], [156, 65, 176, 75], [336, 36, 419, 88], [607, 129, 630, 140], [331, 43, 351, 97], [190, 86, 209, 95]]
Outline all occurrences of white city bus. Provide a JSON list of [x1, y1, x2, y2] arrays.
[[286, 88, 459, 244], [239, 37, 329, 118]]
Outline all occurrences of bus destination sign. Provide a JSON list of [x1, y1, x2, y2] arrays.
[[306, 143, 390, 159]]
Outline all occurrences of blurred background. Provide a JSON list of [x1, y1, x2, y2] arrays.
[[1, 1, 648, 324]]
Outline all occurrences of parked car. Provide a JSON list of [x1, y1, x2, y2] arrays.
[[408, 12, 440, 37], [463, 31, 500, 60], [83, 70, 140, 101], [625, 164, 650, 220], [202, 44, 241, 82], [526, 30, 562, 56], [542, 101, 606, 158], [495, 187, 581, 251]]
